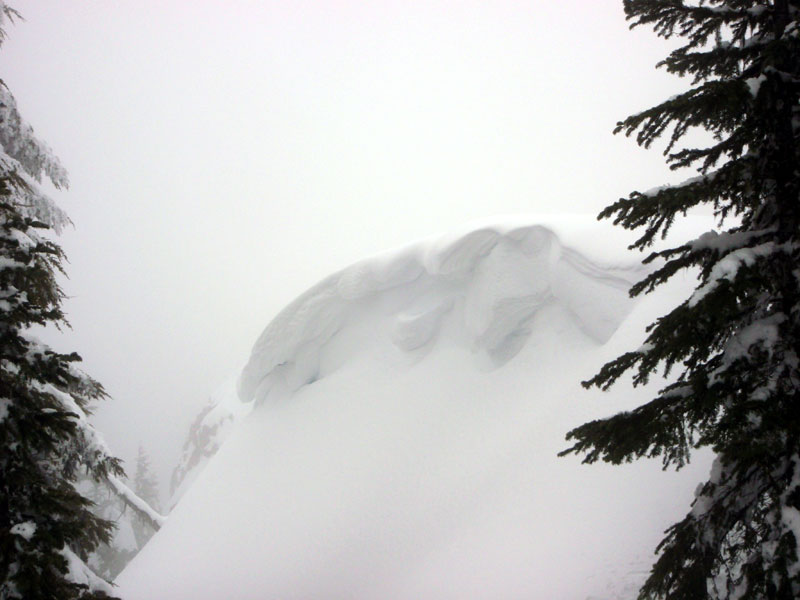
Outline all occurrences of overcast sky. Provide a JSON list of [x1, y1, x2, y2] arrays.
[[1, 1, 687, 494]]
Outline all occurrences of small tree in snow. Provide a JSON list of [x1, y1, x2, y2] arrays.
[[80, 477, 137, 582], [131, 446, 160, 549], [561, 1, 800, 598]]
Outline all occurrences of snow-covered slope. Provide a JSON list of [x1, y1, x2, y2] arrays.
[[118, 217, 712, 600]]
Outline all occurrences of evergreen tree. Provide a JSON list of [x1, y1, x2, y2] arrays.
[[78, 476, 135, 582], [0, 5, 163, 598], [131, 446, 160, 549], [560, 1, 800, 598]]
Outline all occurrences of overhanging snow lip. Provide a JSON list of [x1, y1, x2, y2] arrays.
[[237, 218, 647, 404]]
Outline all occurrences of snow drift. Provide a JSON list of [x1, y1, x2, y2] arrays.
[[118, 217, 712, 600]]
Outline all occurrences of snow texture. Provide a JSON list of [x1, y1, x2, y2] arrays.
[[0, 87, 71, 232], [60, 546, 114, 596], [688, 242, 776, 307], [238, 219, 643, 405], [118, 217, 713, 600], [9, 521, 35, 541], [106, 474, 166, 529]]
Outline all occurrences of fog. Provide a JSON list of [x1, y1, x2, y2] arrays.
[[1, 0, 683, 496]]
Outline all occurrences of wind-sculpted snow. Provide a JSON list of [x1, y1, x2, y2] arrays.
[[121, 217, 714, 600], [173, 220, 641, 502], [239, 223, 638, 405]]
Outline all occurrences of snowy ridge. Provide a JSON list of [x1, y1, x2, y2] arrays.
[[172, 218, 643, 502], [239, 220, 642, 405], [120, 216, 714, 600]]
